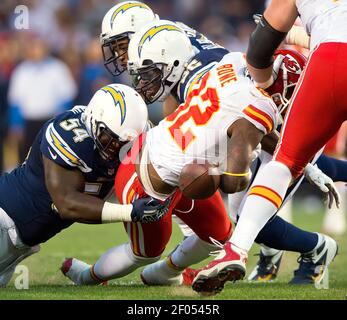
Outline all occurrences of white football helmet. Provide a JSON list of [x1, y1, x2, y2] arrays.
[[84, 84, 148, 163], [100, 1, 159, 76], [127, 19, 195, 104]]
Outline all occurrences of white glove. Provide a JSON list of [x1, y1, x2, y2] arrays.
[[253, 14, 262, 25], [304, 163, 341, 209], [251, 143, 262, 162], [272, 54, 285, 80]]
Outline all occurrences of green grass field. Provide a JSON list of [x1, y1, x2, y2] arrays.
[[0, 204, 346, 300]]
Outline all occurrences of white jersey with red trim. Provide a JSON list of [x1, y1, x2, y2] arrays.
[[296, 0, 347, 49], [146, 52, 278, 186]]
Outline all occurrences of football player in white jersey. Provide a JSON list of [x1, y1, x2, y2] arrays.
[[193, 0, 347, 295], [60, 20, 338, 289], [135, 42, 342, 291], [100, 0, 231, 250]]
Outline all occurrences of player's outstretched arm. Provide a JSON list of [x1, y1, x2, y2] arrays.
[[246, 0, 298, 87], [221, 119, 264, 194], [43, 155, 106, 223], [43, 156, 169, 224]]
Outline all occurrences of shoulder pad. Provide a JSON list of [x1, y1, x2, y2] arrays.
[[40, 114, 93, 172]]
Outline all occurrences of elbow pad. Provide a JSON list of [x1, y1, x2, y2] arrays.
[[247, 16, 287, 69]]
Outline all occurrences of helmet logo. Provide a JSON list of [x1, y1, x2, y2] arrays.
[[110, 2, 150, 28], [101, 85, 127, 125], [282, 56, 301, 74], [138, 24, 183, 56]]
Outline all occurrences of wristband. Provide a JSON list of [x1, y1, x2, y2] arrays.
[[254, 74, 274, 89], [222, 170, 251, 177], [101, 202, 133, 223]]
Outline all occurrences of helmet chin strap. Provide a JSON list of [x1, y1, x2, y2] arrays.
[[277, 111, 284, 126], [157, 78, 174, 102], [277, 99, 291, 126]]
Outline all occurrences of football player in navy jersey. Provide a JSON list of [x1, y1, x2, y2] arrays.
[[0, 83, 168, 287], [99, 1, 229, 117]]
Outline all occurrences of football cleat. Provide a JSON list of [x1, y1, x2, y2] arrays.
[[247, 249, 283, 282], [289, 234, 338, 289], [182, 267, 200, 286], [192, 240, 247, 295]]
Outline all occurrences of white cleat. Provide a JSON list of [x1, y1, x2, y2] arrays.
[[192, 241, 247, 295]]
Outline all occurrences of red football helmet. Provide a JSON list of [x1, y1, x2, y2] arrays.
[[266, 49, 307, 117]]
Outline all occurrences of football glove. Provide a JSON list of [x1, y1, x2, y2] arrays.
[[253, 14, 262, 25], [304, 163, 341, 209], [131, 197, 171, 223], [251, 143, 262, 162]]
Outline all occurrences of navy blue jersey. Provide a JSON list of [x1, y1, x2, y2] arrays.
[[0, 106, 115, 246], [171, 23, 229, 104], [176, 21, 226, 53], [174, 48, 229, 104]]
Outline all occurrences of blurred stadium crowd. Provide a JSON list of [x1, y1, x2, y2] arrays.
[[0, 0, 266, 172], [0, 0, 345, 239]]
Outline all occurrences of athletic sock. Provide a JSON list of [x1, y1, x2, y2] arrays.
[[231, 160, 292, 251], [260, 244, 282, 257], [169, 234, 221, 271], [81, 242, 160, 283], [256, 216, 318, 253]]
